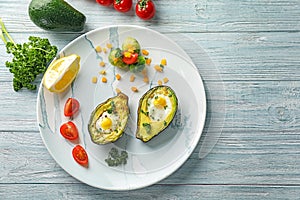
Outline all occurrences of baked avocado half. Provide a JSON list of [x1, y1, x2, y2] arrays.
[[88, 93, 129, 144], [136, 86, 178, 142]]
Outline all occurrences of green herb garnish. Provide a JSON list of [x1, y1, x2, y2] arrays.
[[142, 123, 151, 134], [0, 19, 57, 91], [164, 121, 167, 126], [105, 147, 128, 167], [141, 109, 149, 116], [107, 101, 116, 114]]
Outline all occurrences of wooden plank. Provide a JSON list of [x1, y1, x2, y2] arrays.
[[1, 184, 300, 199], [0, 0, 299, 33], [1, 129, 300, 185]]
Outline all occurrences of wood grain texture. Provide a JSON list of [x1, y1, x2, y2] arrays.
[[2, 184, 300, 200], [1, 0, 300, 199], [0, 0, 299, 33]]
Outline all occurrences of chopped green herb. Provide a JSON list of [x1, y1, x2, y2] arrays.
[[105, 147, 128, 167], [164, 121, 167, 126], [107, 101, 116, 114], [0, 19, 58, 91], [142, 123, 151, 134], [141, 109, 149, 116]]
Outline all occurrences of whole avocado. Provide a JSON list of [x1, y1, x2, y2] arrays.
[[28, 0, 86, 32]]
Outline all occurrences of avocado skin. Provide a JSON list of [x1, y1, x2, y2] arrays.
[[28, 0, 86, 32]]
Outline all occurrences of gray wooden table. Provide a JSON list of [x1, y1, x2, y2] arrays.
[[1, 0, 300, 199]]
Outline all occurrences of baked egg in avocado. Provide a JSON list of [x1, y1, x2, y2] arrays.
[[88, 92, 129, 144], [136, 86, 178, 142]]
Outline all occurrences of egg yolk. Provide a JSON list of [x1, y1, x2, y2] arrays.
[[154, 97, 167, 109], [101, 117, 112, 130]]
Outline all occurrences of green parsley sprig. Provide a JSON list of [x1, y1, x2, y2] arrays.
[[0, 18, 58, 91]]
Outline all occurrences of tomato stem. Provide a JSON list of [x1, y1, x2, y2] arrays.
[[138, 0, 148, 9]]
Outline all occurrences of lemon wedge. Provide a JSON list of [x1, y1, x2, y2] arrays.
[[43, 54, 80, 93]]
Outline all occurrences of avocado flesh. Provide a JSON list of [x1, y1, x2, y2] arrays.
[[29, 0, 86, 32], [136, 86, 178, 142], [88, 93, 129, 145]]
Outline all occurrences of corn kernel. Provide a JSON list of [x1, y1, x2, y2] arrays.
[[95, 46, 102, 53], [154, 65, 163, 72], [124, 51, 132, 58], [128, 47, 135, 53], [99, 70, 106, 75], [142, 49, 149, 56], [101, 76, 107, 83], [99, 61, 105, 67], [146, 58, 152, 65], [92, 76, 98, 83], [116, 88, 121, 94], [161, 58, 167, 66], [163, 77, 169, 83], [143, 76, 149, 84], [131, 87, 138, 92], [130, 74, 135, 82], [116, 74, 121, 80], [158, 80, 163, 85], [106, 43, 113, 49]]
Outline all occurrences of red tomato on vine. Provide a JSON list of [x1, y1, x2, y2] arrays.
[[96, 0, 113, 6], [135, 0, 155, 20], [113, 0, 133, 12]]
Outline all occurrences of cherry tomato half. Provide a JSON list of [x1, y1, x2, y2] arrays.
[[72, 145, 88, 166], [122, 52, 139, 64], [60, 121, 79, 141], [135, 0, 155, 20], [96, 0, 113, 6], [64, 98, 80, 117], [113, 0, 132, 13]]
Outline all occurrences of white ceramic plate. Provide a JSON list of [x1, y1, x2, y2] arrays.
[[37, 25, 206, 190]]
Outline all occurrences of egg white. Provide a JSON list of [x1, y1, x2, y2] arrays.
[[147, 94, 172, 122], [95, 111, 119, 133]]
